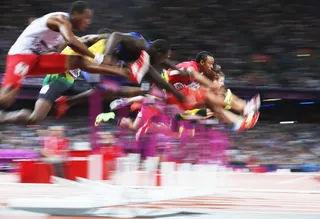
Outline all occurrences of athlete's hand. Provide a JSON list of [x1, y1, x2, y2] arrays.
[[119, 117, 133, 129], [102, 55, 116, 65], [209, 80, 221, 91], [93, 54, 105, 65]]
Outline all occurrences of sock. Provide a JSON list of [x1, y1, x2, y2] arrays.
[[232, 117, 244, 131]]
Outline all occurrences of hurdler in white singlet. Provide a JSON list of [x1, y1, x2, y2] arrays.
[[8, 12, 68, 55]]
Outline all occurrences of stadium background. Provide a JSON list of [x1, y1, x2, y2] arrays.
[[0, 0, 320, 173]]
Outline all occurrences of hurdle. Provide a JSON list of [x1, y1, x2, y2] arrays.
[[108, 154, 222, 196]]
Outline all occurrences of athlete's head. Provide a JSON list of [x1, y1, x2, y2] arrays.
[[212, 64, 221, 74], [97, 28, 112, 34], [217, 71, 225, 87], [69, 1, 93, 31], [28, 17, 36, 24], [196, 51, 214, 74], [150, 39, 170, 65]]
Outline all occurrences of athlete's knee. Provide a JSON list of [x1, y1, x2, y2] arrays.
[[28, 110, 47, 124], [13, 109, 32, 125], [213, 106, 224, 114], [28, 114, 44, 125], [0, 87, 18, 109], [28, 98, 52, 124], [0, 99, 11, 109]]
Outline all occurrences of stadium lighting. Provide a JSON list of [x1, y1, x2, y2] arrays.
[[280, 121, 296, 124], [263, 98, 281, 102], [297, 54, 310, 57], [299, 102, 315, 105]]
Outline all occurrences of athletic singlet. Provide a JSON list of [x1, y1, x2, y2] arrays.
[[9, 12, 68, 55], [43, 39, 106, 85], [114, 32, 150, 63]]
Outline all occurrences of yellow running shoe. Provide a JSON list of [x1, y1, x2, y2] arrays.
[[95, 112, 115, 126]]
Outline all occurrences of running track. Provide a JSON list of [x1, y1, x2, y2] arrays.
[[0, 172, 319, 218]]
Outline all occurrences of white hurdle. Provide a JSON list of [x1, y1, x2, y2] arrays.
[[160, 162, 176, 187], [110, 155, 222, 198], [142, 156, 160, 186], [113, 153, 141, 186]]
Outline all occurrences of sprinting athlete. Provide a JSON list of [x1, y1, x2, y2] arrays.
[[173, 67, 260, 121], [164, 51, 260, 131], [104, 53, 260, 133], [1, 28, 194, 125], [54, 31, 189, 118], [0, 1, 130, 111], [1, 32, 148, 125]]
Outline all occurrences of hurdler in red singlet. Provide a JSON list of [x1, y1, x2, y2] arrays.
[[2, 12, 71, 89], [0, 1, 129, 110], [166, 60, 209, 110]]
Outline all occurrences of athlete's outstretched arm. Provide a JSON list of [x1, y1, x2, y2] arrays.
[[47, 15, 95, 58], [162, 59, 219, 89], [57, 33, 110, 53], [161, 59, 189, 76], [104, 32, 148, 56], [191, 71, 220, 91], [78, 33, 110, 47], [146, 66, 184, 102]]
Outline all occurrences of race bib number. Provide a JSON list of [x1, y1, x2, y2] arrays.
[[186, 82, 200, 90], [69, 69, 81, 78], [173, 82, 185, 90], [14, 62, 29, 76]]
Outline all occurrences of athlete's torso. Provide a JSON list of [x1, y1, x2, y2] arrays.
[[9, 12, 68, 55], [167, 61, 200, 90]]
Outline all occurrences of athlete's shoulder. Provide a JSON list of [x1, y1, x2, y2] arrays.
[[28, 12, 68, 30], [127, 32, 144, 39], [125, 32, 149, 46], [45, 12, 69, 18], [176, 61, 194, 68], [35, 12, 68, 22], [175, 61, 197, 72]]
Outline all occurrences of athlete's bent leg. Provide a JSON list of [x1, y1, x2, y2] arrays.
[[56, 86, 146, 118], [0, 54, 33, 108], [205, 92, 229, 109], [229, 93, 260, 115], [0, 109, 31, 124], [0, 78, 68, 125], [0, 98, 51, 125], [0, 86, 19, 109], [28, 98, 53, 124], [230, 94, 246, 113], [213, 107, 242, 125]]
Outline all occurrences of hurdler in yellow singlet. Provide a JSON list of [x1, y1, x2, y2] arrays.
[[42, 39, 107, 86]]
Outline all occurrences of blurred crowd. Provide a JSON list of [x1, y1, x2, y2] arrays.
[[0, 0, 320, 88], [228, 123, 320, 166], [1, 117, 319, 166], [0, 118, 89, 151]]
